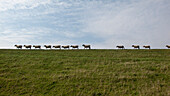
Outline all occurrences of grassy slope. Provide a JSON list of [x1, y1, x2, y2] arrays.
[[0, 49, 170, 96]]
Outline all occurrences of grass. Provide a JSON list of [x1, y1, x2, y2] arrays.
[[0, 49, 170, 96]]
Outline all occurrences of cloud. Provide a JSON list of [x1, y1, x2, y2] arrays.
[[0, 26, 90, 49], [0, 0, 48, 11], [0, 0, 170, 49], [0, 28, 51, 48], [82, 0, 170, 48]]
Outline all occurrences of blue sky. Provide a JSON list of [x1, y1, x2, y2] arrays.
[[0, 0, 170, 49]]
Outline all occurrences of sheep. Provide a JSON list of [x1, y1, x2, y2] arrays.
[[71, 45, 79, 49], [44, 45, 51, 49], [14, 45, 22, 49], [116, 45, 125, 49], [166, 45, 170, 49], [143, 45, 151, 49], [82, 44, 91, 49], [62, 45, 70, 49], [132, 45, 140, 49], [53, 45, 61, 49], [24, 45, 32, 49], [33, 45, 41, 49]]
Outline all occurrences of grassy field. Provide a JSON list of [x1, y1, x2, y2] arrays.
[[0, 49, 170, 96]]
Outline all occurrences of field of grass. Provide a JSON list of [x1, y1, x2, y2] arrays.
[[0, 49, 170, 96]]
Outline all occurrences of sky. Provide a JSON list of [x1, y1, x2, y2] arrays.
[[0, 0, 170, 49]]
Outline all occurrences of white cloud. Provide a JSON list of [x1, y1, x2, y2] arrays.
[[0, 27, 85, 49], [0, 28, 52, 48], [0, 0, 47, 11], [0, 0, 70, 12], [0, 0, 170, 49], [82, 0, 170, 48]]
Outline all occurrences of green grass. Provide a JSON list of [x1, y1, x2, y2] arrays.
[[0, 49, 170, 96]]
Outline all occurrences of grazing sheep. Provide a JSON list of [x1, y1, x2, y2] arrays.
[[24, 45, 32, 49], [53, 45, 61, 49], [166, 45, 170, 49], [132, 45, 140, 49], [62, 45, 70, 49], [71, 45, 79, 49], [116, 45, 125, 49], [14, 45, 22, 49], [44, 45, 51, 49], [33, 45, 41, 49], [82, 44, 91, 49], [143, 45, 151, 49]]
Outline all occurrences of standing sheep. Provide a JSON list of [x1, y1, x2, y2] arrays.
[[24, 45, 32, 49], [14, 45, 22, 49], [166, 45, 170, 49], [62, 45, 70, 49], [44, 45, 52, 49], [53, 45, 61, 49], [132, 45, 140, 49], [116, 45, 125, 49], [143, 45, 151, 49], [82, 44, 91, 49], [71, 45, 79, 49], [33, 45, 41, 49]]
